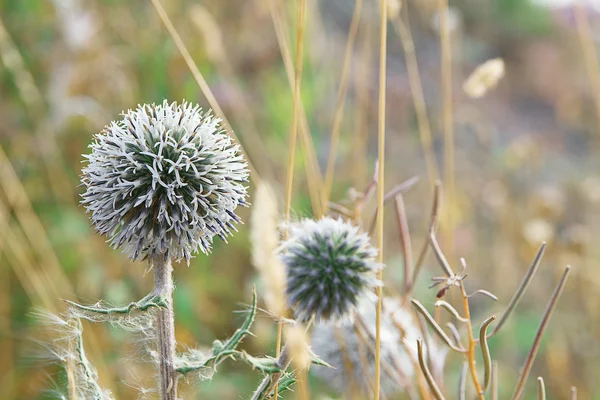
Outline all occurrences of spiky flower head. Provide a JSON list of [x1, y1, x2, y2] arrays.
[[81, 100, 249, 263], [281, 217, 382, 322]]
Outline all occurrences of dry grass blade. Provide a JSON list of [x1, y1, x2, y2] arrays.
[[322, 0, 363, 209], [537, 377, 546, 400], [411, 180, 441, 291], [279, 0, 306, 397], [479, 316, 496, 392], [510, 266, 572, 400], [491, 242, 547, 337], [374, 0, 388, 395], [268, 0, 323, 216], [148, 0, 260, 183], [412, 300, 466, 352], [417, 339, 446, 400], [394, 194, 413, 294], [392, 11, 439, 185]]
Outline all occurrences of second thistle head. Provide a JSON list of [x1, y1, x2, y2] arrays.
[[81, 100, 249, 263], [281, 217, 382, 322]]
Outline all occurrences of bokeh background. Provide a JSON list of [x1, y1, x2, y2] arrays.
[[1, 0, 600, 398]]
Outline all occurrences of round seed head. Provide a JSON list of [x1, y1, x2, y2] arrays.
[[281, 217, 382, 322], [81, 100, 249, 262]]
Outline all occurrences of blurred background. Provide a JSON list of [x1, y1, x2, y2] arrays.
[[1, 0, 600, 398]]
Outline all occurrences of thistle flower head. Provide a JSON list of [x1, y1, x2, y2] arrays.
[[281, 217, 382, 322], [81, 100, 249, 262]]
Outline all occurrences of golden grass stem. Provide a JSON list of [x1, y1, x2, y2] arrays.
[[149, 0, 260, 183], [438, 0, 454, 251], [269, 0, 323, 216], [283, 0, 306, 223], [374, 0, 388, 397], [322, 0, 362, 210], [278, 0, 306, 397], [392, 13, 439, 185], [511, 266, 572, 400]]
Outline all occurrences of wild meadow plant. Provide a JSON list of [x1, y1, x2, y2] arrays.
[[34, 1, 577, 399]]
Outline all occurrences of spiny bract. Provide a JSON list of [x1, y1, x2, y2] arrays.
[[81, 100, 249, 262], [281, 217, 381, 322]]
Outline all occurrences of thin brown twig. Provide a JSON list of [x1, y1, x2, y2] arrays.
[[410, 181, 442, 292], [510, 266, 572, 400], [394, 194, 414, 295], [392, 11, 439, 185]]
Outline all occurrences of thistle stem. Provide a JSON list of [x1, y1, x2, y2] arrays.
[[152, 255, 177, 400]]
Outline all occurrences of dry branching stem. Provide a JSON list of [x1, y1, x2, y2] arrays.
[[459, 282, 485, 400]]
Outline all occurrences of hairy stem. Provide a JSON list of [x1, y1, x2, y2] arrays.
[[153, 255, 177, 400], [251, 346, 290, 400]]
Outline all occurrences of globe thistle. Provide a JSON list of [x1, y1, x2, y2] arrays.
[[81, 100, 249, 263], [281, 217, 382, 322], [310, 297, 447, 397]]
